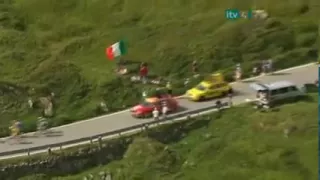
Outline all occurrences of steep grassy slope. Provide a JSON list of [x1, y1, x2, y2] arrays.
[[0, 0, 318, 135], [31, 93, 317, 180]]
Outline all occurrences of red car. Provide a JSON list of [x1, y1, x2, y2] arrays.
[[131, 95, 179, 118]]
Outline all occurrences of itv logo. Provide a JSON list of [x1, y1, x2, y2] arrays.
[[225, 9, 240, 20]]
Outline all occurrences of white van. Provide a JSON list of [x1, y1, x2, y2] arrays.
[[249, 81, 305, 107]]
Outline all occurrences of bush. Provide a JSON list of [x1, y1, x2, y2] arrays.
[[295, 32, 317, 47], [19, 174, 49, 180]]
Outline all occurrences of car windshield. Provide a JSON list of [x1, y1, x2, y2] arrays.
[[140, 101, 154, 107], [196, 84, 207, 91]]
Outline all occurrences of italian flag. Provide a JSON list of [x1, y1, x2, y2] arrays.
[[105, 40, 126, 60]]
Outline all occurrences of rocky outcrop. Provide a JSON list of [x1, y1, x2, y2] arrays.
[[0, 137, 132, 180]]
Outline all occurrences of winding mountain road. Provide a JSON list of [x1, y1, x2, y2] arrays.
[[0, 63, 317, 159]]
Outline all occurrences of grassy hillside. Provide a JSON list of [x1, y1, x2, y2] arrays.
[[0, 0, 319, 135], [18, 93, 316, 180]]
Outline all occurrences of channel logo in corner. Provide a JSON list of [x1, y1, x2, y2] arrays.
[[225, 9, 253, 20]]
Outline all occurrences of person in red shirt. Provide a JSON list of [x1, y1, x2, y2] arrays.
[[140, 63, 148, 84]]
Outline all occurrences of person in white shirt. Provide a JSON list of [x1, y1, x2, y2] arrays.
[[142, 90, 147, 98], [267, 59, 273, 74], [235, 63, 242, 81], [162, 103, 169, 120], [152, 107, 159, 121]]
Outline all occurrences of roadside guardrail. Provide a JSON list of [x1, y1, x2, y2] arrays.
[[0, 102, 229, 158]]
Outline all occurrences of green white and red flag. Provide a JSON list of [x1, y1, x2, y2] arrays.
[[105, 40, 126, 60]]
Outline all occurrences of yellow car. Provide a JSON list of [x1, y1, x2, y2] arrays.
[[186, 73, 232, 101]]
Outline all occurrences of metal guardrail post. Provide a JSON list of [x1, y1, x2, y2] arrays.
[[27, 149, 30, 157], [47, 148, 52, 155], [98, 136, 102, 149]]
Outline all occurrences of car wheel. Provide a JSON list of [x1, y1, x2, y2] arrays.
[[143, 113, 150, 118], [221, 91, 227, 97], [198, 96, 204, 101], [171, 106, 178, 112]]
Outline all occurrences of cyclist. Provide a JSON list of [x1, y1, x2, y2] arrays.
[[8, 120, 21, 144], [36, 117, 48, 135]]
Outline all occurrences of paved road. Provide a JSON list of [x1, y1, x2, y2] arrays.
[[0, 63, 317, 157]]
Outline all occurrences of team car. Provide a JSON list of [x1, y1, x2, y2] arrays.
[[131, 94, 179, 118], [186, 73, 233, 101], [249, 81, 306, 109]]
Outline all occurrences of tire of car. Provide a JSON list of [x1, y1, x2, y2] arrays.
[[144, 113, 151, 118], [221, 91, 228, 97], [198, 96, 204, 101], [228, 88, 233, 94]]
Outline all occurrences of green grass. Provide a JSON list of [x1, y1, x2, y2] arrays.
[[0, 0, 319, 136], [27, 93, 316, 180]]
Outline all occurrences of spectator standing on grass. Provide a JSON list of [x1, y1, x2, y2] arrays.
[[192, 60, 198, 74], [267, 59, 273, 74], [142, 89, 147, 99], [235, 63, 242, 81], [162, 102, 169, 120], [27, 98, 33, 108], [166, 81, 172, 95], [252, 62, 261, 76], [152, 107, 159, 121], [252, 66, 258, 76], [262, 60, 268, 74], [140, 62, 148, 84]]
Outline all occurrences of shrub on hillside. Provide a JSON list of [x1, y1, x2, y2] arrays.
[[100, 78, 142, 111], [273, 48, 317, 69], [18, 174, 49, 180], [295, 32, 317, 47], [30, 63, 92, 102]]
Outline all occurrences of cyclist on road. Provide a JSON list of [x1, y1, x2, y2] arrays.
[[36, 117, 48, 135], [8, 120, 22, 144]]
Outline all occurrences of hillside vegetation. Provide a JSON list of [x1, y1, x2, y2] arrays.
[[0, 0, 319, 135], [17, 93, 317, 180]]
